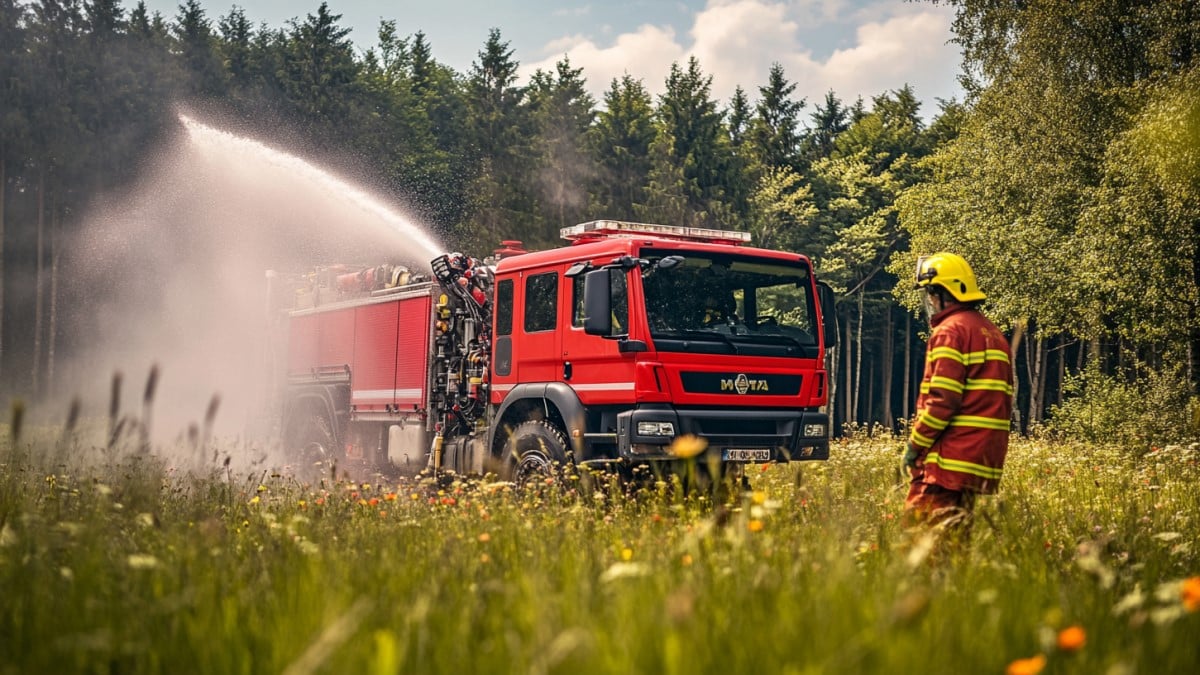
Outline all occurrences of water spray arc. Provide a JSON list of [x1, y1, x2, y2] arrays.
[[177, 113, 443, 269]]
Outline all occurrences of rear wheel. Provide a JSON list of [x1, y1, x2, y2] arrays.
[[290, 414, 339, 481], [501, 420, 570, 489]]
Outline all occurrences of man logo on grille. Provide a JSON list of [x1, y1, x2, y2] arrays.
[[720, 373, 768, 394]]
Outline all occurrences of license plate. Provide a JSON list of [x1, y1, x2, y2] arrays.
[[722, 449, 771, 462]]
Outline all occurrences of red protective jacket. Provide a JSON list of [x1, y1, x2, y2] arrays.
[[909, 304, 1013, 494]]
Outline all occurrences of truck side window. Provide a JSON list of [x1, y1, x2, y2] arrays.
[[572, 271, 628, 334], [524, 272, 557, 333], [496, 279, 514, 336]]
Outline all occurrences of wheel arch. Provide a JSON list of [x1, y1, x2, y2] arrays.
[[489, 383, 586, 462], [283, 384, 346, 444]]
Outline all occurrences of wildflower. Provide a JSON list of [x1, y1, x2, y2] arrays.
[[411, 493, 420, 501], [621, 547, 634, 561], [747, 519, 765, 533], [478, 532, 491, 543], [368, 497, 380, 507], [600, 561, 649, 582], [751, 491, 766, 505], [681, 554, 693, 566], [480, 553, 491, 564], [256, 484, 267, 493], [127, 554, 160, 570], [315, 497, 324, 506], [669, 434, 707, 459], [384, 493, 397, 502], [248, 495, 261, 505], [1056, 625, 1086, 651], [1005, 654, 1046, 675], [1182, 576, 1200, 612]]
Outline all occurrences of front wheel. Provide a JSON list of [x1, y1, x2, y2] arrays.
[[501, 420, 570, 489]]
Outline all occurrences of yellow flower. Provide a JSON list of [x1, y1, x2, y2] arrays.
[[669, 434, 707, 459], [1005, 654, 1046, 675], [1056, 625, 1086, 651], [747, 519, 765, 533], [621, 547, 634, 561], [1182, 576, 1200, 612], [681, 554, 693, 566], [751, 491, 766, 505]]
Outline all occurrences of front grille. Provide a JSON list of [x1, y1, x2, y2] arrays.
[[696, 418, 776, 435]]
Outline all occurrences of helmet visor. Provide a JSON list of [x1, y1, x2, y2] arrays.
[[914, 255, 936, 288]]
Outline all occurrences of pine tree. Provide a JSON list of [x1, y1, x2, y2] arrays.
[[589, 75, 654, 220], [528, 57, 596, 235]]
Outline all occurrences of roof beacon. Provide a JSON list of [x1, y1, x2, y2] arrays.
[[560, 220, 752, 246]]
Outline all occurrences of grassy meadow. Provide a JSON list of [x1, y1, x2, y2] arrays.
[[1, 414, 1199, 674]]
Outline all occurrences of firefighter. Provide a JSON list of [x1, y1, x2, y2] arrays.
[[904, 252, 1013, 534]]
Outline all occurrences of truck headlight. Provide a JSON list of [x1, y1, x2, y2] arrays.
[[637, 421, 675, 437], [804, 424, 826, 438]]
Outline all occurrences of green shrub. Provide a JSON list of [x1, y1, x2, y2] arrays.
[[1046, 362, 1197, 449]]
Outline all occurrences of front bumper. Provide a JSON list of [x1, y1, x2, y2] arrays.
[[616, 405, 829, 462]]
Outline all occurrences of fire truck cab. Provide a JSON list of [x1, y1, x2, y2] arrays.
[[484, 220, 835, 482]]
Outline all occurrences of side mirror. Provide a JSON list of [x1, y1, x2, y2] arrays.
[[817, 281, 837, 349], [583, 269, 612, 336]]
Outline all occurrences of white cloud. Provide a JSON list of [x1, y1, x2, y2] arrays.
[[811, 10, 959, 108], [521, 0, 961, 118], [523, 24, 685, 96]]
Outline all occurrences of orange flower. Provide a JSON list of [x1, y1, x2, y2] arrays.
[[368, 497, 380, 507], [1005, 654, 1046, 675], [1056, 625, 1086, 651], [1182, 576, 1200, 612], [669, 434, 707, 459], [747, 519, 765, 533], [477, 532, 491, 543], [384, 493, 397, 502]]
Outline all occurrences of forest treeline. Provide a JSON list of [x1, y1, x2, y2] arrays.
[[1, 0, 1198, 445]]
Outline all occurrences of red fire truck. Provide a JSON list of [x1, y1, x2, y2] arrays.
[[280, 220, 836, 484]]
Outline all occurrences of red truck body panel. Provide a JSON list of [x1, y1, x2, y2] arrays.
[[288, 289, 434, 417]]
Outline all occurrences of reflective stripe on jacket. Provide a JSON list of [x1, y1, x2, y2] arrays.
[[909, 305, 1013, 494]]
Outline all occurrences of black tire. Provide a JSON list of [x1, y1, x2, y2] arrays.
[[501, 420, 570, 488], [291, 414, 338, 480]]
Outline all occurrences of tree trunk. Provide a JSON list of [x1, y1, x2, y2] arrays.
[[1009, 319, 1027, 432], [881, 306, 894, 429], [902, 311, 911, 422], [48, 205, 60, 398], [1025, 329, 1046, 427], [1056, 336, 1065, 406], [1034, 335, 1048, 425], [853, 290, 864, 425], [33, 168, 45, 399], [0, 153, 5, 384], [843, 305, 852, 428]]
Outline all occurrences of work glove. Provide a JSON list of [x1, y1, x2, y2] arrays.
[[902, 442, 920, 471]]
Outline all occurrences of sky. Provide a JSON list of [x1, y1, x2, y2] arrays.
[[142, 0, 966, 119]]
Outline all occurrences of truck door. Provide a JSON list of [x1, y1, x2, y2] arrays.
[[516, 269, 562, 384], [561, 265, 637, 404]]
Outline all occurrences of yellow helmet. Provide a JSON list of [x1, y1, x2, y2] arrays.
[[914, 252, 986, 302]]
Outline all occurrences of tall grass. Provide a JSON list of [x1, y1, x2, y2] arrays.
[[1, 410, 1198, 674]]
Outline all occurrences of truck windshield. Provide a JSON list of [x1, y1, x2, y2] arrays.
[[641, 251, 818, 358]]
